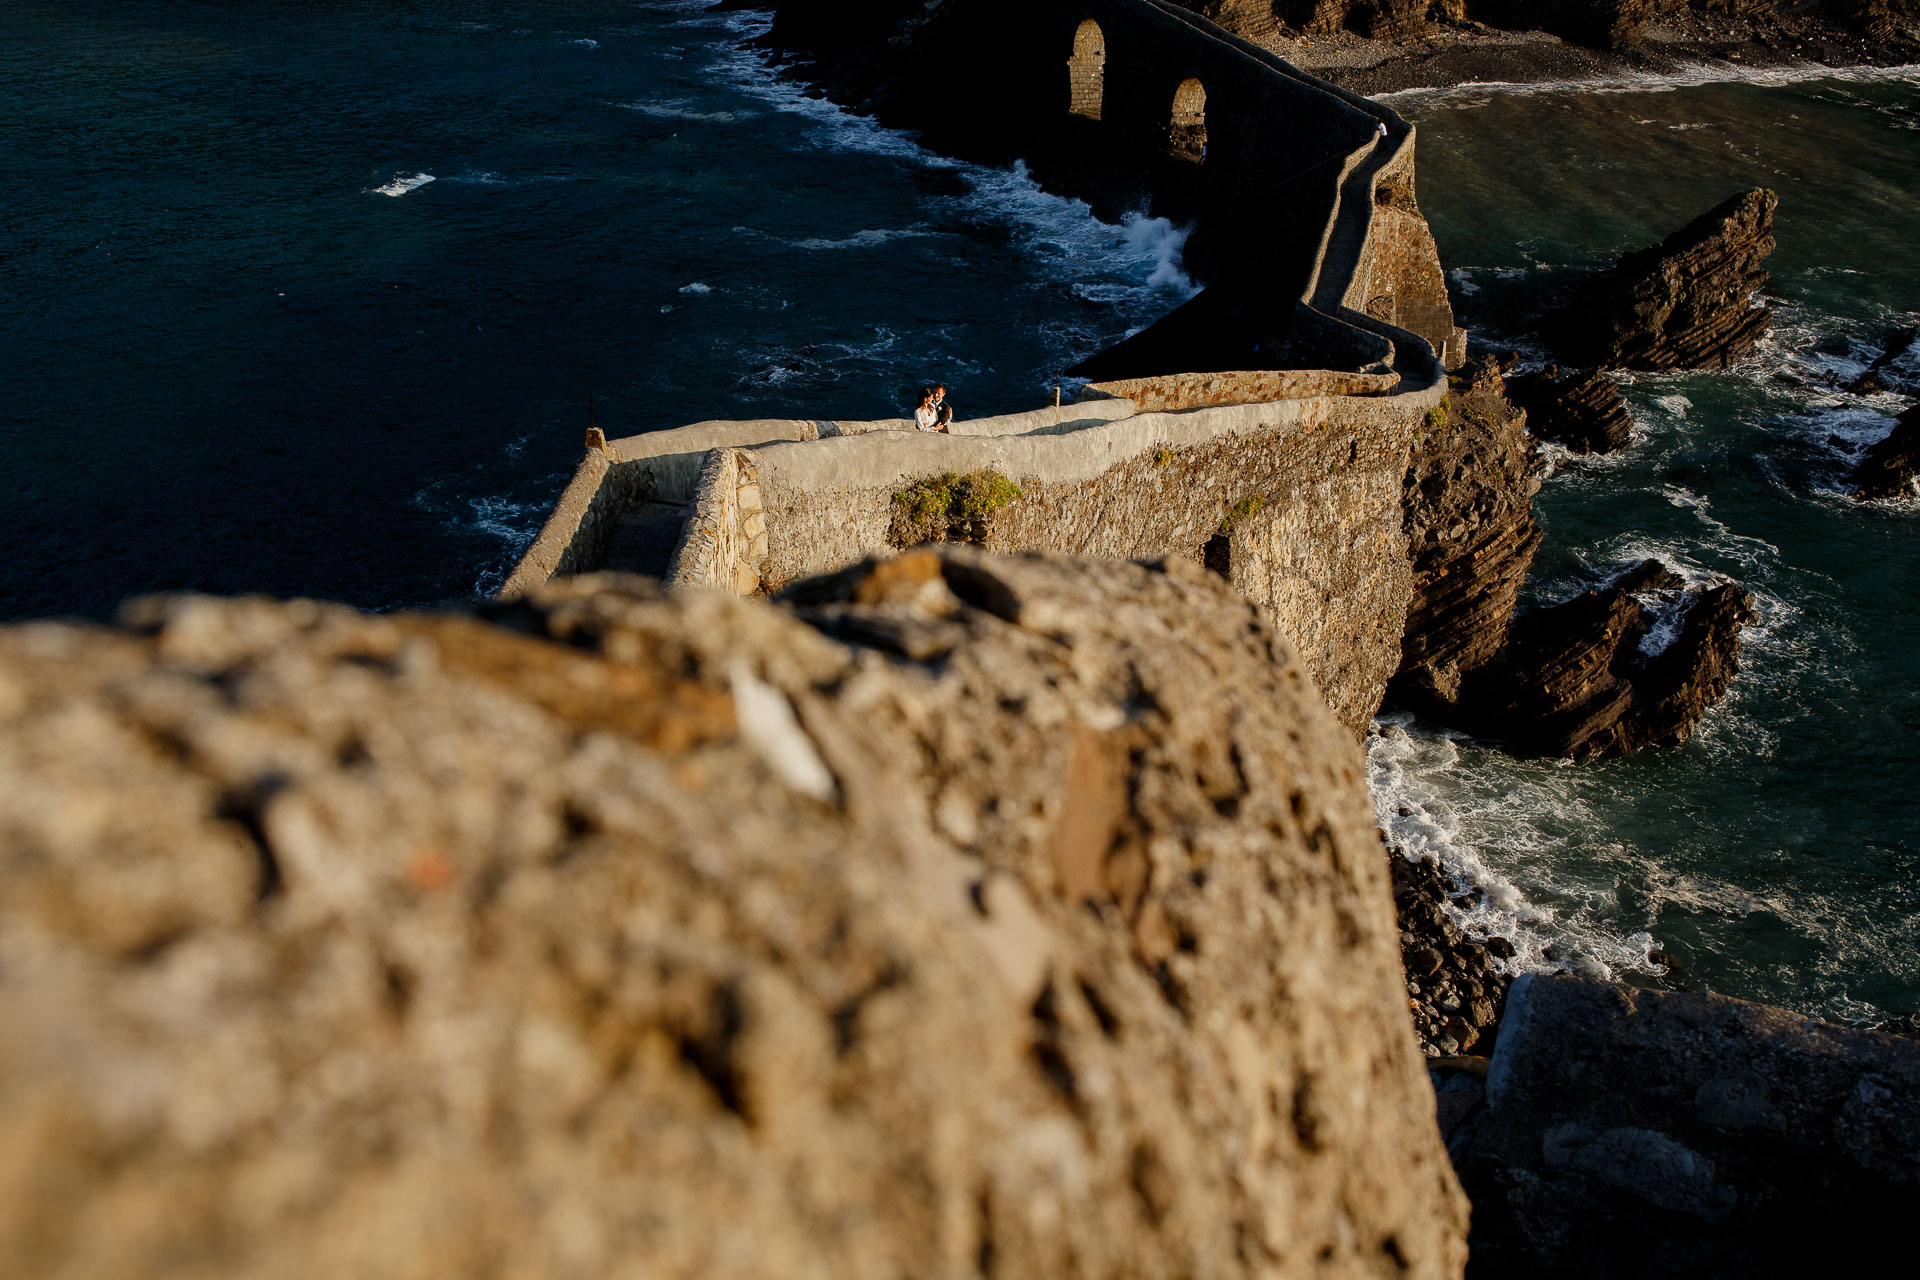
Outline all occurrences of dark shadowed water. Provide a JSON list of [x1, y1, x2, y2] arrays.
[[1, 0, 1193, 616], [1376, 70, 1920, 1027]]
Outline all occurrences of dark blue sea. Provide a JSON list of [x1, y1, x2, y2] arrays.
[[7, 2, 1920, 1027], [1, 0, 1192, 616]]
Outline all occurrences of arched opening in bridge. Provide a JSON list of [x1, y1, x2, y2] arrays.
[[1067, 20, 1106, 120], [1169, 77, 1207, 161]]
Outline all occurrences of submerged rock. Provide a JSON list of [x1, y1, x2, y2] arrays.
[[1504, 364, 1636, 454], [1545, 188, 1777, 372], [0, 553, 1466, 1279], [1849, 402, 1920, 501], [1458, 974, 1920, 1276]]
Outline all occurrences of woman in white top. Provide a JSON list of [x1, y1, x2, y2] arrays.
[[914, 387, 943, 431]]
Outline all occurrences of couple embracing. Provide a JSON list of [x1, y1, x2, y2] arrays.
[[914, 383, 954, 433]]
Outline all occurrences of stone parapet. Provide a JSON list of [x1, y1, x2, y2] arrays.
[[665, 447, 767, 595]]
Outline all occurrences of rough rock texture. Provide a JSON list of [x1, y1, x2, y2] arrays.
[[1397, 355, 1544, 680], [0, 554, 1467, 1280], [1544, 188, 1777, 372], [1389, 855, 1514, 1058], [1405, 561, 1757, 759], [1503, 365, 1636, 455], [1849, 401, 1920, 500], [1455, 974, 1920, 1277]]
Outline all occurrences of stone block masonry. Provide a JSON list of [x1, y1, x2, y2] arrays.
[[664, 448, 769, 595]]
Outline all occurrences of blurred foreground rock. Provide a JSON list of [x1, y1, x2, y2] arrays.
[[0, 551, 1466, 1279], [1450, 974, 1920, 1278]]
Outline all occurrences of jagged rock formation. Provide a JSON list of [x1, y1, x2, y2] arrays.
[[1398, 354, 1544, 680], [1504, 364, 1636, 454], [1544, 188, 1777, 371], [1389, 855, 1514, 1057], [1450, 975, 1920, 1276], [1405, 560, 1756, 759], [1850, 401, 1920, 500], [1396, 362, 1756, 759], [0, 554, 1468, 1279]]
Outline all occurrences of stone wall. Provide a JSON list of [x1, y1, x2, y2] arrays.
[[1343, 138, 1468, 369], [499, 420, 818, 599], [663, 448, 769, 595], [748, 367, 1445, 733], [1088, 366, 1397, 410]]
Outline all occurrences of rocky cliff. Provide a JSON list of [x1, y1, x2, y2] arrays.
[[1503, 364, 1636, 455], [1396, 355, 1544, 682], [1543, 188, 1777, 372], [0, 554, 1467, 1279]]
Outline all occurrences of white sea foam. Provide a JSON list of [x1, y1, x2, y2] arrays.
[[1368, 717, 1668, 981], [571, 38, 600, 50], [1375, 59, 1920, 107], [373, 172, 435, 197], [618, 100, 752, 123], [791, 228, 933, 250], [679, 281, 712, 294], [686, 3, 1197, 323]]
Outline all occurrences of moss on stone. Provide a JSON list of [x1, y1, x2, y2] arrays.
[[893, 471, 1023, 524], [1219, 493, 1266, 534]]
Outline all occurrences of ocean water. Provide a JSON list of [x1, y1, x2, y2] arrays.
[[1, 0, 1193, 617], [1378, 70, 1920, 1027]]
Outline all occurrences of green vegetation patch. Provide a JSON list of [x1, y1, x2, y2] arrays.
[[892, 471, 1023, 525], [1424, 399, 1449, 432], [1219, 493, 1266, 535]]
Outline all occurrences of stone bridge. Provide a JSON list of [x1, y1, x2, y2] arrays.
[[503, 1, 1466, 733]]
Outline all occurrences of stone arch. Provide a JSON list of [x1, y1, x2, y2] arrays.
[[1169, 76, 1207, 161], [1067, 20, 1106, 120]]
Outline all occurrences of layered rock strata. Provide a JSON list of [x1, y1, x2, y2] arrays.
[[0, 554, 1468, 1279], [1403, 560, 1756, 759], [1397, 354, 1544, 680], [1450, 975, 1920, 1276], [1543, 188, 1778, 371], [1849, 401, 1920, 500], [1503, 364, 1636, 454]]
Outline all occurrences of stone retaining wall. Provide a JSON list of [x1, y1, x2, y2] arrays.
[[747, 364, 1443, 732], [663, 448, 769, 594]]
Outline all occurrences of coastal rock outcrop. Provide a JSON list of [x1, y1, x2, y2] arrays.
[[1504, 364, 1636, 454], [1849, 401, 1920, 500], [1544, 188, 1777, 372], [0, 554, 1467, 1279], [1398, 354, 1544, 680], [1402, 559, 1756, 759], [1452, 974, 1920, 1276]]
